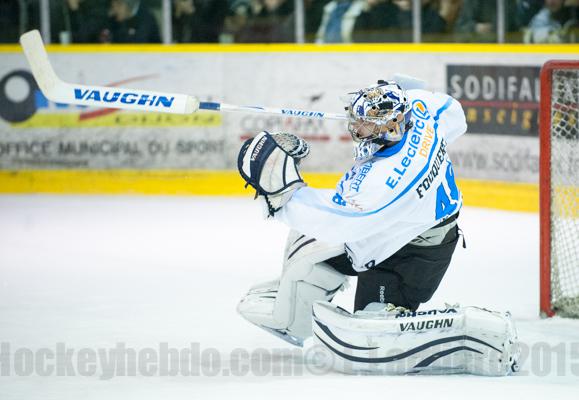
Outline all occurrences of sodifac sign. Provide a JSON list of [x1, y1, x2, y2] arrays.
[[446, 65, 541, 137]]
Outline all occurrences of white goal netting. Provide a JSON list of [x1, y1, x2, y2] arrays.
[[549, 68, 579, 318]]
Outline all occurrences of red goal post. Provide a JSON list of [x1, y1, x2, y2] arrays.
[[539, 60, 579, 318]]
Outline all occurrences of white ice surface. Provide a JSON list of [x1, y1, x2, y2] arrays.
[[0, 196, 578, 399]]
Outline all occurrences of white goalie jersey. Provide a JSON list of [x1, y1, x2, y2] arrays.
[[276, 89, 467, 272]]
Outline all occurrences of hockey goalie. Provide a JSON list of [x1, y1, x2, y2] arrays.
[[236, 79, 520, 376]]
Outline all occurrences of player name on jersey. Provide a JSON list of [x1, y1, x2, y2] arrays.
[[416, 139, 448, 199]]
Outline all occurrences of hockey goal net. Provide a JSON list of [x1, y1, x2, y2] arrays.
[[540, 60, 579, 318]]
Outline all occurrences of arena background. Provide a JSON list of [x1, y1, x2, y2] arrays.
[[1, 43, 578, 212]]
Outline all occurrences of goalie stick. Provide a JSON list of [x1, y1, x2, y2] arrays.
[[19, 30, 348, 120]]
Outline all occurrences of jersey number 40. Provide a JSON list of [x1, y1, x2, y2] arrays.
[[435, 163, 460, 220]]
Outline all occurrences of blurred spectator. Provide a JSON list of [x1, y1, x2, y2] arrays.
[[173, 0, 228, 42], [305, 0, 326, 37], [517, 0, 545, 27], [353, 0, 449, 43], [438, 0, 463, 30], [353, 0, 399, 42], [0, 0, 21, 43], [102, 0, 161, 43], [393, 0, 447, 35], [316, 0, 366, 43], [59, 0, 109, 43], [454, 0, 519, 42], [224, 0, 257, 39], [235, 0, 295, 42], [524, 0, 578, 42]]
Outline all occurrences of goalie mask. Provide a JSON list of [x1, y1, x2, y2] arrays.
[[346, 80, 413, 161]]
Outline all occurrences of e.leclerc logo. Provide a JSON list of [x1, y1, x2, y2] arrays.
[[411, 99, 430, 120]]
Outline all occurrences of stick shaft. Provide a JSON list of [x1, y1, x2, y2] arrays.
[[199, 102, 347, 120]]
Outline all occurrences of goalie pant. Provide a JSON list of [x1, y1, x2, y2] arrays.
[[275, 89, 468, 273], [325, 214, 460, 311]]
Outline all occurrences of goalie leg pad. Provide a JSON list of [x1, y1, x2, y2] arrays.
[[311, 301, 520, 376], [237, 231, 347, 346]]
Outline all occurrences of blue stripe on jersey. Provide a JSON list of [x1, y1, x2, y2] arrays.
[[300, 98, 452, 218], [434, 97, 453, 122], [373, 129, 410, 158]]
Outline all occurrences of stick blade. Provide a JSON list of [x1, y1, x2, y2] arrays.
[[18, 30, 198, 114], [19, 30, 60, 100]]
